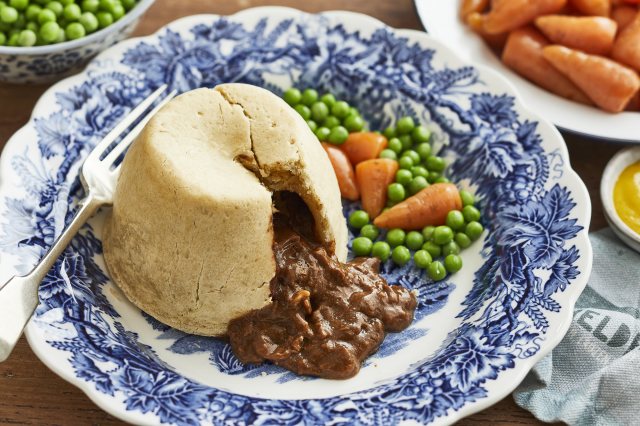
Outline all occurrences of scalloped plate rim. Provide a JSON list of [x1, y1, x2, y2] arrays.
[[0, 6, 594, 425]]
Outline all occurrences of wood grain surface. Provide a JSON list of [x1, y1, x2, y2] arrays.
[[0, 0, 621, 424]]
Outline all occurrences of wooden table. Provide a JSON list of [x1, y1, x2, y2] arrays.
[[0, 0, 620, 424]]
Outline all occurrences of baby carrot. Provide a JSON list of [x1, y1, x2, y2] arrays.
[[322, 143, 360, 201], [466, 12, 509, 51], [502, 27, 592, 104], [543, 45, 640, 112], [535, 15, 617, 55], [355, 159, 399, 219], [460, 0, 489, 19], [341, 132, 388, 166], [373, 183, 462, 230], [483, 0, 568, 34], [612, 6, 638, 30], [569, 0, 611, 16], [612, 12, 640, 71]]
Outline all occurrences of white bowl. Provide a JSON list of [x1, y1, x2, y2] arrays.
[[414, 0, 640, 144], [0, 0, 156, 84], [601, 147, 640, 252]]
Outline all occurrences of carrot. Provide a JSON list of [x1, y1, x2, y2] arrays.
[[460, 0, 489, 19], [543, 45, 640, 112], [341, 132, 388, 166], [502, 27, 592, 104], [569, 0, 611, 15], [626, 90, 640, 111], [355, 159, 398, 219], [321, 143, 359, 201], [612, 6, 638, 30], [611, 12, 640, 71], [373, 183, 462, 230], [483, 0, 567, 34], [535, 15, 617, 55], [466, 12, 509, 51]]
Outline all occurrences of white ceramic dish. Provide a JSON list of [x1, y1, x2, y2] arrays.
[[414, 0, 640, 144], [601, 147, 640, 252], [0, 7, 592, 425]]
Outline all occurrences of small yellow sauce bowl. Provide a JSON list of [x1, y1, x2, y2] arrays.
[[602, 147, 640, 253]]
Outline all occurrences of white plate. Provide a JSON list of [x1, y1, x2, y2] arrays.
[[414, 0, 640, 144], [0, 6, 592, 425]]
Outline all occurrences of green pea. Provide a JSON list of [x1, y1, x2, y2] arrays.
[[315, 126, 330, 141], [46, 1, 63, 17], [300, 88, 317, 106], [17, 28, 36, 46], [398, 156, 414, 170], [462, 205, 481, 223], [444, 254, 463, 273], [465, 221, 484, 241], [13, 12, 25, 28], [442, 241, 460, 256], [383, 126, 396, 139], [435, 176, 450, 183], [331, 100, 350, 118], [320, 93, 335, 107], [379, 149, 397, 160], [455, 232, 472, 249], [402, 150, 420, 164], [433, 225, 454, 245], [427, 171, 441, 184], [63, 3, 81, 20], [371, 241, 391, 262], [416, 142, 431, 160], [306, 120, 317, 132], [310, 101, 328, 123], [55, 25, 65, 42], [422, 241, 442, 258], [392, 245, 411, 266], [328, 126, 349, 145], [422, 226, 436, 241], [0, 6, 18, 23], [427, 261, 447, 281], [344, 115, 365, 132], [65, 21, 84, 39], [323, 116, 340, 129], [410, 166, 429, 179], [413, 250, 432, 269], [7, 32, 18, 45], [387, 183, 406, 202], [96, 11, 112, 28], [81, 0, 99, 13], [111, 3, 124, 20], [386, 199, 398, 208], [399, 135, 412, 150], [99, 0, 116, 9], [352, 237, 373, 257], [396, 116, 415, 135], [294, 104, 311, 120], [405, 231, 424, 251], [388, 137, 403, 154], [426, 155, 446, 172], [0, 32, 6, 45], [39, 20, 59, 42], [80, 12, 98, 33], [412, 125, 431, 143], [446, 210, 465, 231], [459, 190, 475, 207], [26, 4, 42, 21], [283, 88, 302, 106], [9, 0, 27, 10], [386, 228, 406, 247], [121, 0, 135, 10], [408, 176, 428, 195], [348, 107, 360, 117], [394, 169, 412, 186], [348, 210, 370, 228], [360, 224, 379, 240], [26, 21, 38, 31]]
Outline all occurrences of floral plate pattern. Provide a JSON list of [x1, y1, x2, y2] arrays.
[[0, 7, 592, 425]]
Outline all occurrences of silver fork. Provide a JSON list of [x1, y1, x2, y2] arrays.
[[0, 85, 176, 362]]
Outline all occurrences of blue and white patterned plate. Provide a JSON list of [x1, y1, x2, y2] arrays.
[[0, 7, 592, 425]]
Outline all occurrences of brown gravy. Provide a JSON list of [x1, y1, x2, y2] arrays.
[[227, 216, 417, 379]]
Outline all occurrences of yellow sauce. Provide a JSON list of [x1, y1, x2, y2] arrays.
[[614, 161, 640, 235]]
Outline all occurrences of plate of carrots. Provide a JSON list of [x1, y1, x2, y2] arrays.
[[415, 0, 640, 143]]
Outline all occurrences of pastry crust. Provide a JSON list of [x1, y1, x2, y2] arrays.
[[103, 85, 347, 336]]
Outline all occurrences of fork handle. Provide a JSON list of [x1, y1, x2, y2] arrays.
[[0, 193, 102, 362]]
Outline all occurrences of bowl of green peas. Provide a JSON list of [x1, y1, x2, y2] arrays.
[[0, 0, 155, 83]]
